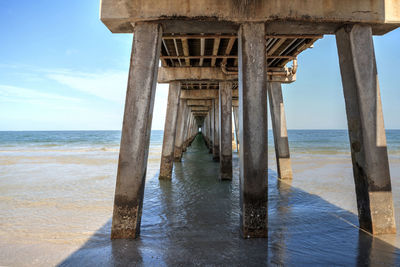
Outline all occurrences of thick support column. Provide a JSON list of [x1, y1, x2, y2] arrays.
[[209, 105, 214, 153], [174, 100, 187, 162], [182, 114, 191, 152], [336, 25, 396, 235], [233, 106, 239, 151], [159, 81, 181, 179], [207, 115, 211, 146], [238, 23, 268, 238], [213, 97, 220, 161], [219, 81, 233, 180], [182, 110, 190, 151], [268, 82, 293, 180], [111, 23, 162, 239], [204, 115, 208, 146]]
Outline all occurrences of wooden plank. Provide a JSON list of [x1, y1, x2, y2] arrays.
[[222, 37, 236, 65], [161, 39, 173, 66], [265, 34, 323, 39], [182, 38, 190, 66], [161, 55, 238, 59], [293, 38, 320, 56], [199, 37, 205, 66], [172, 38, 182, 66], [163, 34, 235, 39], [161, 55, 295, 59], [211, 37, 220, 66], [267, 38, 287, 56], [268, 38, 297, 67]]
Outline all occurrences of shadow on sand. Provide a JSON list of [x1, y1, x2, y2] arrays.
[[58, 135, 400, 266]]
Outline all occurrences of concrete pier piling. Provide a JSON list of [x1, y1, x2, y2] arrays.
[[209, 100, 214, 153], [111, 23, 162, 239], [336, 25, 396, 235], [174, 100, 187, 162], [182, 114, 191, 152], [219, 81, 233, 180], [268, 82, 293, 180], [213, 98, 220, 161], [238, 23, 269, 238], [160, 81, 181, 179]]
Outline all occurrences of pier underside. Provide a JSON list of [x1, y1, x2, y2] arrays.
[[102, 1, 400, 239]]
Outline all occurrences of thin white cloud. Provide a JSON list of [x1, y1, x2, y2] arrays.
[[0, 84, 81, 104], [47, 70, 128, 102], [1, 63, 128, 103]]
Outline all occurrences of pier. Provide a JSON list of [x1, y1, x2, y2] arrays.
[[100, 1, 400, 239]]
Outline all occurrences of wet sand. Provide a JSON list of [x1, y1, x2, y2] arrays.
[[1, 134, 400, 266]]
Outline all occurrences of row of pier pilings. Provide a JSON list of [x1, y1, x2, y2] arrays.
[[111, 22, 396, 239]]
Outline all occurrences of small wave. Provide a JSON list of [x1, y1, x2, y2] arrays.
[[39, 144, 59, 147]]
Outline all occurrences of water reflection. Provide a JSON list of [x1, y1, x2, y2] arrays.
[[58, 135, 400, 266]]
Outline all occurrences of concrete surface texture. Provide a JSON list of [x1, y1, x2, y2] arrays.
[[101, 0, 400, 34]]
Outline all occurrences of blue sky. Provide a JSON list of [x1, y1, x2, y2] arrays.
[[0, 1, 399, 130]]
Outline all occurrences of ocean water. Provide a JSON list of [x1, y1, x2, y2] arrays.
[[1, 130, 400, 265]]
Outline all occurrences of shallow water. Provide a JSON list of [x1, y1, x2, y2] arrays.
[[1, 130, 400, 265]]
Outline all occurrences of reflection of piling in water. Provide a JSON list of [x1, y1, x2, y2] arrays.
[[101, 0, 400, 239]]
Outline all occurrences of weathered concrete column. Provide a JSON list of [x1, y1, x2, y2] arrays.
[[238, 22, 268, 238], [336, 24, 396, 235], [174, 100, 187, 161], [233, 106, 239, 151], [182, 113, 191, 151], [268, 82, 293, 180], [182, 109, 191, 152], [209, 104, 214, 153], [203, 115, 208, 146], [208, 113, 211, 140], [219, 81, 233, 180], [111, 23, 162, 239], [159, 81, 181, 179], [213, 97, 220, 161]]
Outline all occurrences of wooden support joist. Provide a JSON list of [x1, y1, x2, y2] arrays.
[[222, 37, 236, 65], [265, 34, 323, 39], [267, 38, 287, 56], [182, 38, 190, 66], [161, 39, 172, 66], [163, 34, 235, 39], [267, 38, 298, 67], [172, 37, 182, 66], [199, 35, 205, 66], [162, 34, 322, 39], [160, 55, 295, 59], [211, 37, 221, 67], [293, 38, 320, 57]]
